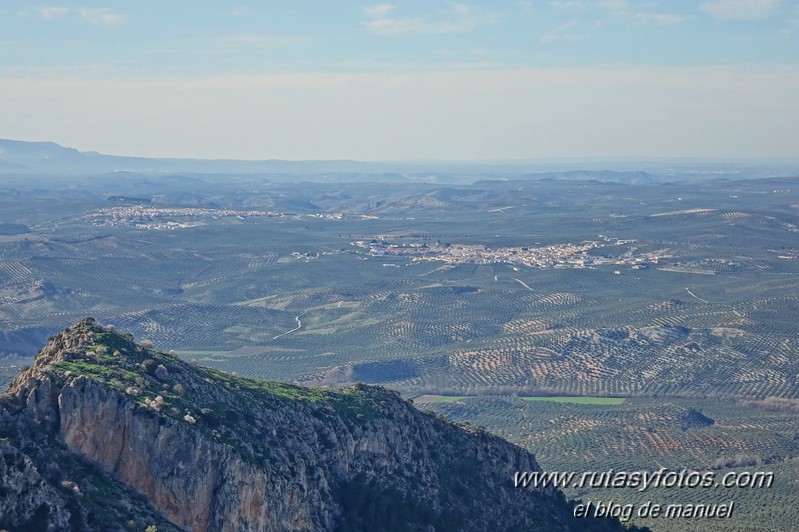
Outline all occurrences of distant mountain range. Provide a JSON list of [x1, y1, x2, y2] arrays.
[[0, 138, 402, 177], [1, 138, 796, 184]]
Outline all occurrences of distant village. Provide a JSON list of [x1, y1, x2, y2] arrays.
[[352, 236, 663, 270], [87, 206, 352, 228]]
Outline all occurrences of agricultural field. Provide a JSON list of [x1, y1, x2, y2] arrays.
[[2, 177, 799, 401], [519, 396, 627, 405], [3, 174, 799, 529], [419, 395, 799, 531]]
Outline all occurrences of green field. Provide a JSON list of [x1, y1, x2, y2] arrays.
[[414, 395, 627, 405], [519, 396, 627, 405]]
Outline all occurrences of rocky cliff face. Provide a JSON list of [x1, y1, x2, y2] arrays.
[[0, 319, 632, 531]]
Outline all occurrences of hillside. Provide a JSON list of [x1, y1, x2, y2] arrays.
[[0, 319, 633, 531]]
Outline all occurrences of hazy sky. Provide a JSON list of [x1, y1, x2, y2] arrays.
[[1, 1, 797, 160]]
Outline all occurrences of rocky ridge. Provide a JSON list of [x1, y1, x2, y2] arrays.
[[0, 318, 634, 531]]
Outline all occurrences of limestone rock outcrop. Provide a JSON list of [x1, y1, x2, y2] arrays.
[[0, 318, 633, 531]]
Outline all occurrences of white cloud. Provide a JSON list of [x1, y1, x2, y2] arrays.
[[221, 34, 309, 47], [517, 1, 534, 13], [451, 2, 471, 17], [33, 6, 124, 26], [632, 13, 684, 24], [549, 1, 682, 25], [36, 7, 69, 20], [364, 3, 395, 19], [541, 20, 590, 42], [363, 2, 480, 35], [596, 0, 685, 24], [365, 16, 427, 35], [549, 20, 580, 33], [598, 0, 628, 11], [549, 1, 587, 11], [76, 8, 123, 27], [699, 0, 783, 20]]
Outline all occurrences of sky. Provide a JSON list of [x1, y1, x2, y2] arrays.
[[0, 0, 798, 161]]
